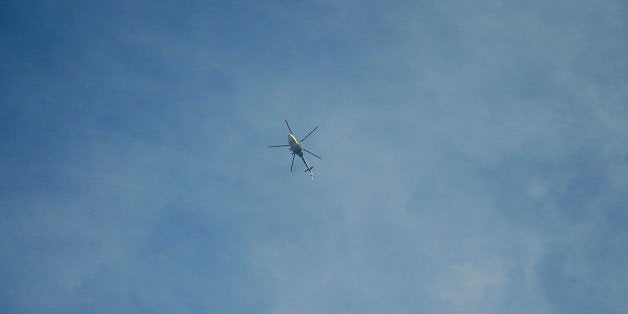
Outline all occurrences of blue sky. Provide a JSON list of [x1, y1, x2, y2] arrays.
[[1, 1, 626, 312]]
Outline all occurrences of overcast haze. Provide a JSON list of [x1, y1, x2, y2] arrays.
[[1, 1, 626, 313]]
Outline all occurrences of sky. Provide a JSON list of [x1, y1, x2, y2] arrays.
[[1, 1, 626, 313]]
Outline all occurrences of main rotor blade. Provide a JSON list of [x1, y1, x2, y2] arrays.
[[300, 126, 318, 142], [284, 119, 293, 134], [290, 154, 295, 172], [303, 149, 322, 159], [269, 144, 290, 148]]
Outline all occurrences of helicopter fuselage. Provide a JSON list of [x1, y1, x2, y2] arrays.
[[289, 134, 303, 157]]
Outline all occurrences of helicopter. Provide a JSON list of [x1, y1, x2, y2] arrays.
[[269, 119, 321, 179]]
